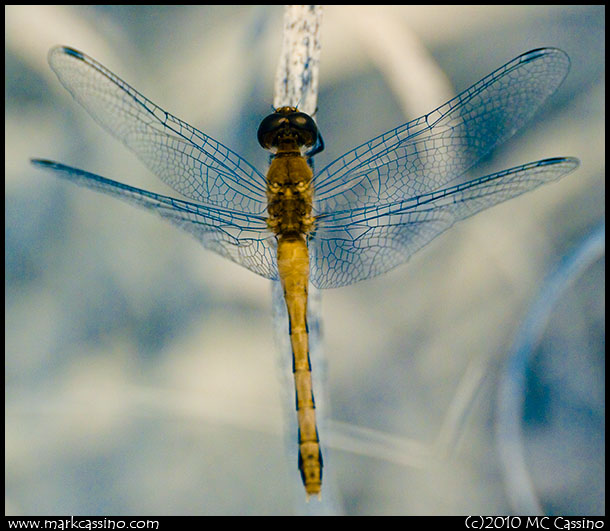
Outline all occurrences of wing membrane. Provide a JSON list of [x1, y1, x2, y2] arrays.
[[37, 47, 578, 289], [48, 46, 267, 214], [310, 157, 579, 288], [32, 159, 277, 280], [313, 48, 571, 213]]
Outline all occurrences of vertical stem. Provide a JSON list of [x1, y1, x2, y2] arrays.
[[273, 5, 323, 116]]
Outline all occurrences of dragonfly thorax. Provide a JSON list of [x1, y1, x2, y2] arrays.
[[257, 106, 318, 154]]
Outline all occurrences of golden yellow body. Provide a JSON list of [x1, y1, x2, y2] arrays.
[[266, 138, 322, 496]]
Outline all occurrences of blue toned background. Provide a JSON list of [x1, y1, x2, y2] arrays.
[[6, 5, 604, 515]]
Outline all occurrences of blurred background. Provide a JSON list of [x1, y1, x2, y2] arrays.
[[5, 5, 604, 516]]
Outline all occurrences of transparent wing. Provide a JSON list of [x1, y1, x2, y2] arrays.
[[48, 46, 267, 214], [310, 158, 579, 289], [32, 159, 278, 280], [313, 48, 571, 213]]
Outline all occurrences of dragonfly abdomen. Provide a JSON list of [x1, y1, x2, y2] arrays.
[[277, 233, 322, 496]]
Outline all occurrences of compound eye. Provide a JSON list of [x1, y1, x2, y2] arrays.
[[257, 113, 288, 149], [291, 113, 310, 127], [257, 108, 319, 150], [289, 113, 318, 147]]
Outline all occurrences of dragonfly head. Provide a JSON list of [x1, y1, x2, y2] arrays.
[[257, 106, 319, 154]]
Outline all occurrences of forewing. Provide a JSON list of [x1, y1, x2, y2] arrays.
[[313, 48, 570, 213], [32, 159, 278, 280], [48, 46, 267, 214], [310, 158, 579, 289]]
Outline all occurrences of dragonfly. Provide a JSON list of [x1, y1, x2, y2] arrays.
[[32, 46, 578, 497]]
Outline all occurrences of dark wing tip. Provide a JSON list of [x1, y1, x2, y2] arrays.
[[521, 47, 567, 59], [31, 159, 67, 172], [31, 158, 55, 167], [48, 45, 86, 63], [540, 156, 580, 169], [520, 47, 570, 69], [59, 46, 84, 59]]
